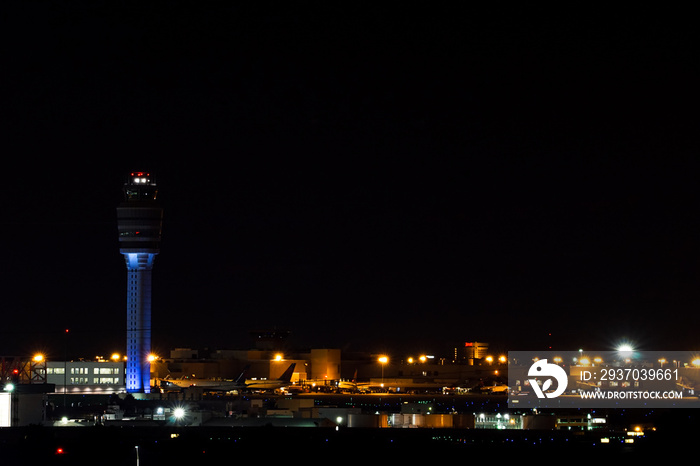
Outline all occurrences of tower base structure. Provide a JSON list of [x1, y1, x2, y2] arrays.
[[123, 252, 155, 393]]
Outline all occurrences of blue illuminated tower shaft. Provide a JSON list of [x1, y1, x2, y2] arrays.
[[117, 172, 162, 393], [124, 253, 155, 393]]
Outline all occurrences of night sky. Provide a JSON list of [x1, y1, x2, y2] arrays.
[[2, 4, 699, 360]]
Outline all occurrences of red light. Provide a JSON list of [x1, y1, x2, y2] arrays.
[[12, 369, 19, 374], [56, 447, 64, 455]]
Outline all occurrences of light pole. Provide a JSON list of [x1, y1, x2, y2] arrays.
[[64, 329, 69, 413], [378, 356, 388, 390]]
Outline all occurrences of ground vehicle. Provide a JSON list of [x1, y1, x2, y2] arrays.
[[481, 384, 509, 394]]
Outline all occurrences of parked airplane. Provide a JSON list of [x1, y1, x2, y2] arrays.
[[243, 363, 296, 391], [157, 365, 250, 391], [336, 370, 371, 392], [157, 363, 296, 393]]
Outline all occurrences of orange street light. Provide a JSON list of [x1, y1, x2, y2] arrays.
[[378, 356, 388, 388]]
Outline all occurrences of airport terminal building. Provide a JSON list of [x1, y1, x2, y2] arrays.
[[46, 360, 125, 394]]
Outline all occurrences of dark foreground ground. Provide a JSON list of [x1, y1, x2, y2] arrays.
[[2, 393, 698, 462], [0, 422, 695, 463]]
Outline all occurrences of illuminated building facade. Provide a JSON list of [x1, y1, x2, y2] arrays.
[[117, 172, 163, 393], [455, 341, 489, 365], [46, 360, 125, 394]]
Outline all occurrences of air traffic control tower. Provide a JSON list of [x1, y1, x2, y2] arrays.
[[117, 172, 163, 393]]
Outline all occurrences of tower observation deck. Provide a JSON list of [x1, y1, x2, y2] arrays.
[[117, 172, 163, 393]]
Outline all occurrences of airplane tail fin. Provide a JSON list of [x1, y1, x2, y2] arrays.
[[235, 365, 250, 384], [278, 363, 296, 382]]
